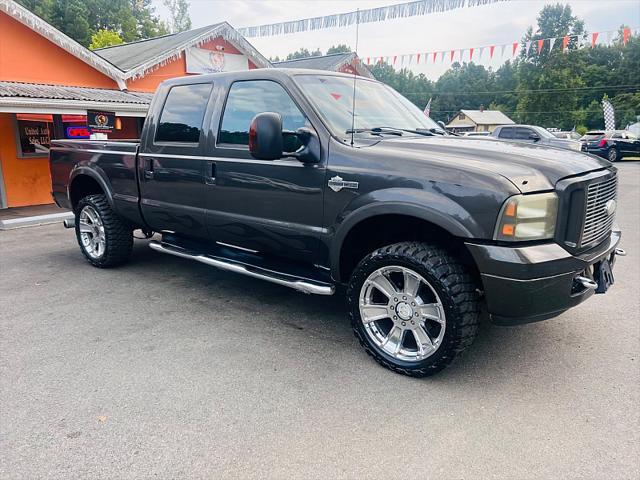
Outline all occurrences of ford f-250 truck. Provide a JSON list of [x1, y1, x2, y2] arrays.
[[50, 69, 625, 377]]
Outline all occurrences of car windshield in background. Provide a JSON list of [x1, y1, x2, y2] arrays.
[[537, 127, 556, 139], [294, 75, 442, 140]]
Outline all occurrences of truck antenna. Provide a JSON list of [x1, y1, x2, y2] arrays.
[[350, 9, 360, 147]]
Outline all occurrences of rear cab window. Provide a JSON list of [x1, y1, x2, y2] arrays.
[[498, 127, 514, 139], [155, 83, 212, 144]]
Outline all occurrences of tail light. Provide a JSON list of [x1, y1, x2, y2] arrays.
[[598, 138, 607, 148]]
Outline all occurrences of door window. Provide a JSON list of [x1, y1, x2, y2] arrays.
[[219, 80, 307, 151], [515, 127, 534, 140], [498, 127, 514, 139], [155, 83, 212, 143]]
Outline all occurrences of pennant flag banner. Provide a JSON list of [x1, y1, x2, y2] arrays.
[[238, 0, 511, 37], [364, 26, 636, 70]]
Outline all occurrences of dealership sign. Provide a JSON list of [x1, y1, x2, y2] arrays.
[[185, 47, 249, 74], [87, 110, 115, 132]]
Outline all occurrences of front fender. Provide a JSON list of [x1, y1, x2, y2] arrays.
[[329, 188, 491, 281]]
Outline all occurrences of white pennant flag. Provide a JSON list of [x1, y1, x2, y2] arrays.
[[459, 49, 464, 61], [549, 37, 556, 51], [605, 31, 613, 45], [500, 44, 507, 57], [478, 46, 485, 58], [525, 40, 532, 55]]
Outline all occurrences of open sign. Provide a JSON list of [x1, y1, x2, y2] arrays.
[[66, 126, 90, 138]]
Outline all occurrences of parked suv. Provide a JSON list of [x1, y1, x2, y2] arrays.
[[492, 124, 583, 151], [50, 69, 624, 377], [581, 130, 640, 162]]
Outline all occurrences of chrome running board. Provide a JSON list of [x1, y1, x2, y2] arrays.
[[149, 240, 335, 296]]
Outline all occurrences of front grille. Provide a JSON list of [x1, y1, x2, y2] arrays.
[[581, 173, 617, 246]]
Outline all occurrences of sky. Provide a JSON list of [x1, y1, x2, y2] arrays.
[[151, 0, 640, 80]]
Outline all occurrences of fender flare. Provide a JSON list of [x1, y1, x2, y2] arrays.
[[330, 189, 481, 282], [68, 166, 116, 211]]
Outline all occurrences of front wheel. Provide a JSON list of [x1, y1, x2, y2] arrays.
[[75, 194, 133, 267], [347, 242, 480, 377], [608, 148, 619, 162]]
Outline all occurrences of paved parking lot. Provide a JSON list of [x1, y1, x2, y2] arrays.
[[1, 163, 639, 479]]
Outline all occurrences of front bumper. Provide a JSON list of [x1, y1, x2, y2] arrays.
[[465, 228, 622, 325]]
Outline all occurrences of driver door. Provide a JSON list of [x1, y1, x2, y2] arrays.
[[204, 79, 326, 264]]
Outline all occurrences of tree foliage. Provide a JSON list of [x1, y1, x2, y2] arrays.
[[89, 29, 124, 50], [369, 5, 639, 131], [286, 48, 323, 60], [163, 0, 192, 33], [16, 0, 168, 47], [326, 44, 351, 54]]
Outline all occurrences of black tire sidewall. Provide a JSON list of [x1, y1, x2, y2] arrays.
[[348, 249, 471, 374], [608, 148, 618, 162], [75, 195, 131, 267]]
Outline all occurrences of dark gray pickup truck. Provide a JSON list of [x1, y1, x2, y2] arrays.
[[50, 69, 624, 377]]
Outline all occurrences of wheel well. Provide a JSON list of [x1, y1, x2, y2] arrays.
[[69, 175, 104, 211], [338, 214, 480, 284]]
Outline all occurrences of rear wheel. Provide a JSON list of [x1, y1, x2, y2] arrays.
[[608, 147, 619, 162], [75, 194, 132, 267], [347, 242, 480, 377]]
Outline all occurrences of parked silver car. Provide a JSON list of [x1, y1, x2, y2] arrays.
[[492, 125, 583, 151]]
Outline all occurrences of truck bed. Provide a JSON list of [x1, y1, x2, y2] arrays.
[[49, 139, 142, 224]]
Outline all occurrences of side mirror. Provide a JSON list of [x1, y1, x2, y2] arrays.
[[529, 133, 541, 141], [437, 120, 446, 130], [249, 112, 283, 160]]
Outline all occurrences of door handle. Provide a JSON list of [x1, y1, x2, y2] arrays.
[[144, 158, 154, 180], [205, 161, 216, 185]]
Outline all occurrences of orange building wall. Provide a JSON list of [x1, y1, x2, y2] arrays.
[[0, 13, 118, 88], [127, 36, 258, 92], [0, 114, 53, 207]]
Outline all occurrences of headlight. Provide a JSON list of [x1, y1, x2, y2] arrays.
[[494, 192, 558, 241]]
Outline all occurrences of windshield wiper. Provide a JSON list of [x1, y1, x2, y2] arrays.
[[346, 127, 436, 137]]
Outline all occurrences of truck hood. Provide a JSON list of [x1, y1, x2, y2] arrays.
[[367, 135, 610, 193]]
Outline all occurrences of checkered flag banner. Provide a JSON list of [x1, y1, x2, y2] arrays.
[[237, 0, 509, 37], [602, 99, 615, 131]]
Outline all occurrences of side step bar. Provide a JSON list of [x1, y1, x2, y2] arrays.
[[149, 240, 335, 296]]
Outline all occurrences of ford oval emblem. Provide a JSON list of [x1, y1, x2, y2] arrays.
[[604, 199, 617, 216]]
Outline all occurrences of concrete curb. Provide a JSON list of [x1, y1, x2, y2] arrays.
[[0, 212, 74, 230]]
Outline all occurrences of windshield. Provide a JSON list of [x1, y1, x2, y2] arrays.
[[537, 127, 556, 139], [294, 75, 443, 140]]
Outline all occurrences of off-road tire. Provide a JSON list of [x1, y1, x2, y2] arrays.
[[75, 194, 133, 267], [347, 241, 480, 377], [608, 147, 619, 162]]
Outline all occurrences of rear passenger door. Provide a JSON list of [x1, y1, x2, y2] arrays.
[[138, 82, 212, 239], [204, 79, 325, 263]]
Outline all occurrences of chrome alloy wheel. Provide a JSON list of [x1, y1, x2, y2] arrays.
[[359, 266, 446, 362], [78, 205, 106, 259]]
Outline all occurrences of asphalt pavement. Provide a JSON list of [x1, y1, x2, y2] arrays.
[[1, 163, 639, 479]]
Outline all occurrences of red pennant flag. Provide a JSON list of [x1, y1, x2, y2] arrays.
[[432, 51, 438, 63], [379, 56, 384, 64], [366, 57, 370, 65], [417, 53, 421, 63], [537, 38, 544, 53], [393, 55, 397, 65], [489, 45, 495, 58], [330, 93, 342, 100], [591, 32, 599, 48], [562, 35, 569, 51], [469, 47, 474, 60], [450, 50, 455, 62], [512, 42, 518, 56], [623, 27, 631, 45]]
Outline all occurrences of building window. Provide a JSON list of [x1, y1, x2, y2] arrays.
[[459, 113, 466, 120], [15, 114, 53, 157]]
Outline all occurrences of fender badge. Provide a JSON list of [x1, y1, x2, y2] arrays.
[[328, 175, 359, 192]]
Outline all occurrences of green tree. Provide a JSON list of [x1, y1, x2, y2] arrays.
[[286, 48, 322, 60], [163, 0, 192, 33], [16, 0, 168, 46], [326, 44, 351, 54], [89, 29, 124, 49]]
